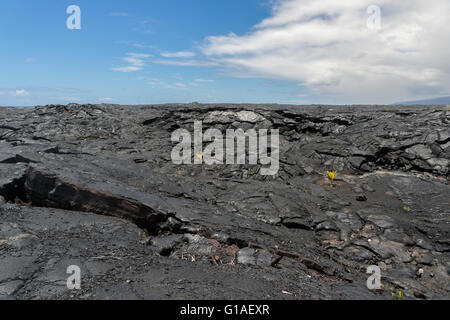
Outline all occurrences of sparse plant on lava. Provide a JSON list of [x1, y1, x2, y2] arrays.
[[327, 171, 337, 187]]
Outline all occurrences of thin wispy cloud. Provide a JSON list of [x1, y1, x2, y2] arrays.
[[131, 18, 158, 34], [147, 77, 194, 90], [172, 82, 187, 88], [195, 79, 214, 83], [112, 53, 152, 72], [161, 51, 196, 58], [132, 43, 156, 49], [111, 66, 141, 72], [122, 53, 150, 66]]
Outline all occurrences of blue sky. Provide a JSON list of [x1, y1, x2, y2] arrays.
[[1, 0, 449, 106], [1, 0, 300, 105]]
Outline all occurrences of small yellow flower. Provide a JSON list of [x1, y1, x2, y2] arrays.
[[196, 153, 204, 160], [403, 206, 411, 212], [397, 290, 403, 300], [327, 171, 337, 185]]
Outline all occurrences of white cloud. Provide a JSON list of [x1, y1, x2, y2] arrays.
[[123, 53, 151, 66], [201, 0, 450, 103], [13, 89, 29, 97], [145, 77, 191, 90], [100, 97, 114, 101], [173, 82, 187, 88], [112, 66, 141, 72], [160, 82, 189, 90], [112, 53, 152, 72], [161, 51, 196, 58], [195, 79, 214, 83]]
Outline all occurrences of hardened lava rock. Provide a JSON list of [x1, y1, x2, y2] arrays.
[[0, 103, 449, 300]]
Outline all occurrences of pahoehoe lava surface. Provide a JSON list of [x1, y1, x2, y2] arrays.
[[0, 103, 449, 300]]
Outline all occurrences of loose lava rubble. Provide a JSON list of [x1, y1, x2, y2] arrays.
[[0, 103, 449, 300]]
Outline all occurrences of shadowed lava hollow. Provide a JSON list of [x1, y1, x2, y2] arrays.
[[0, 103, 449, 300]]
